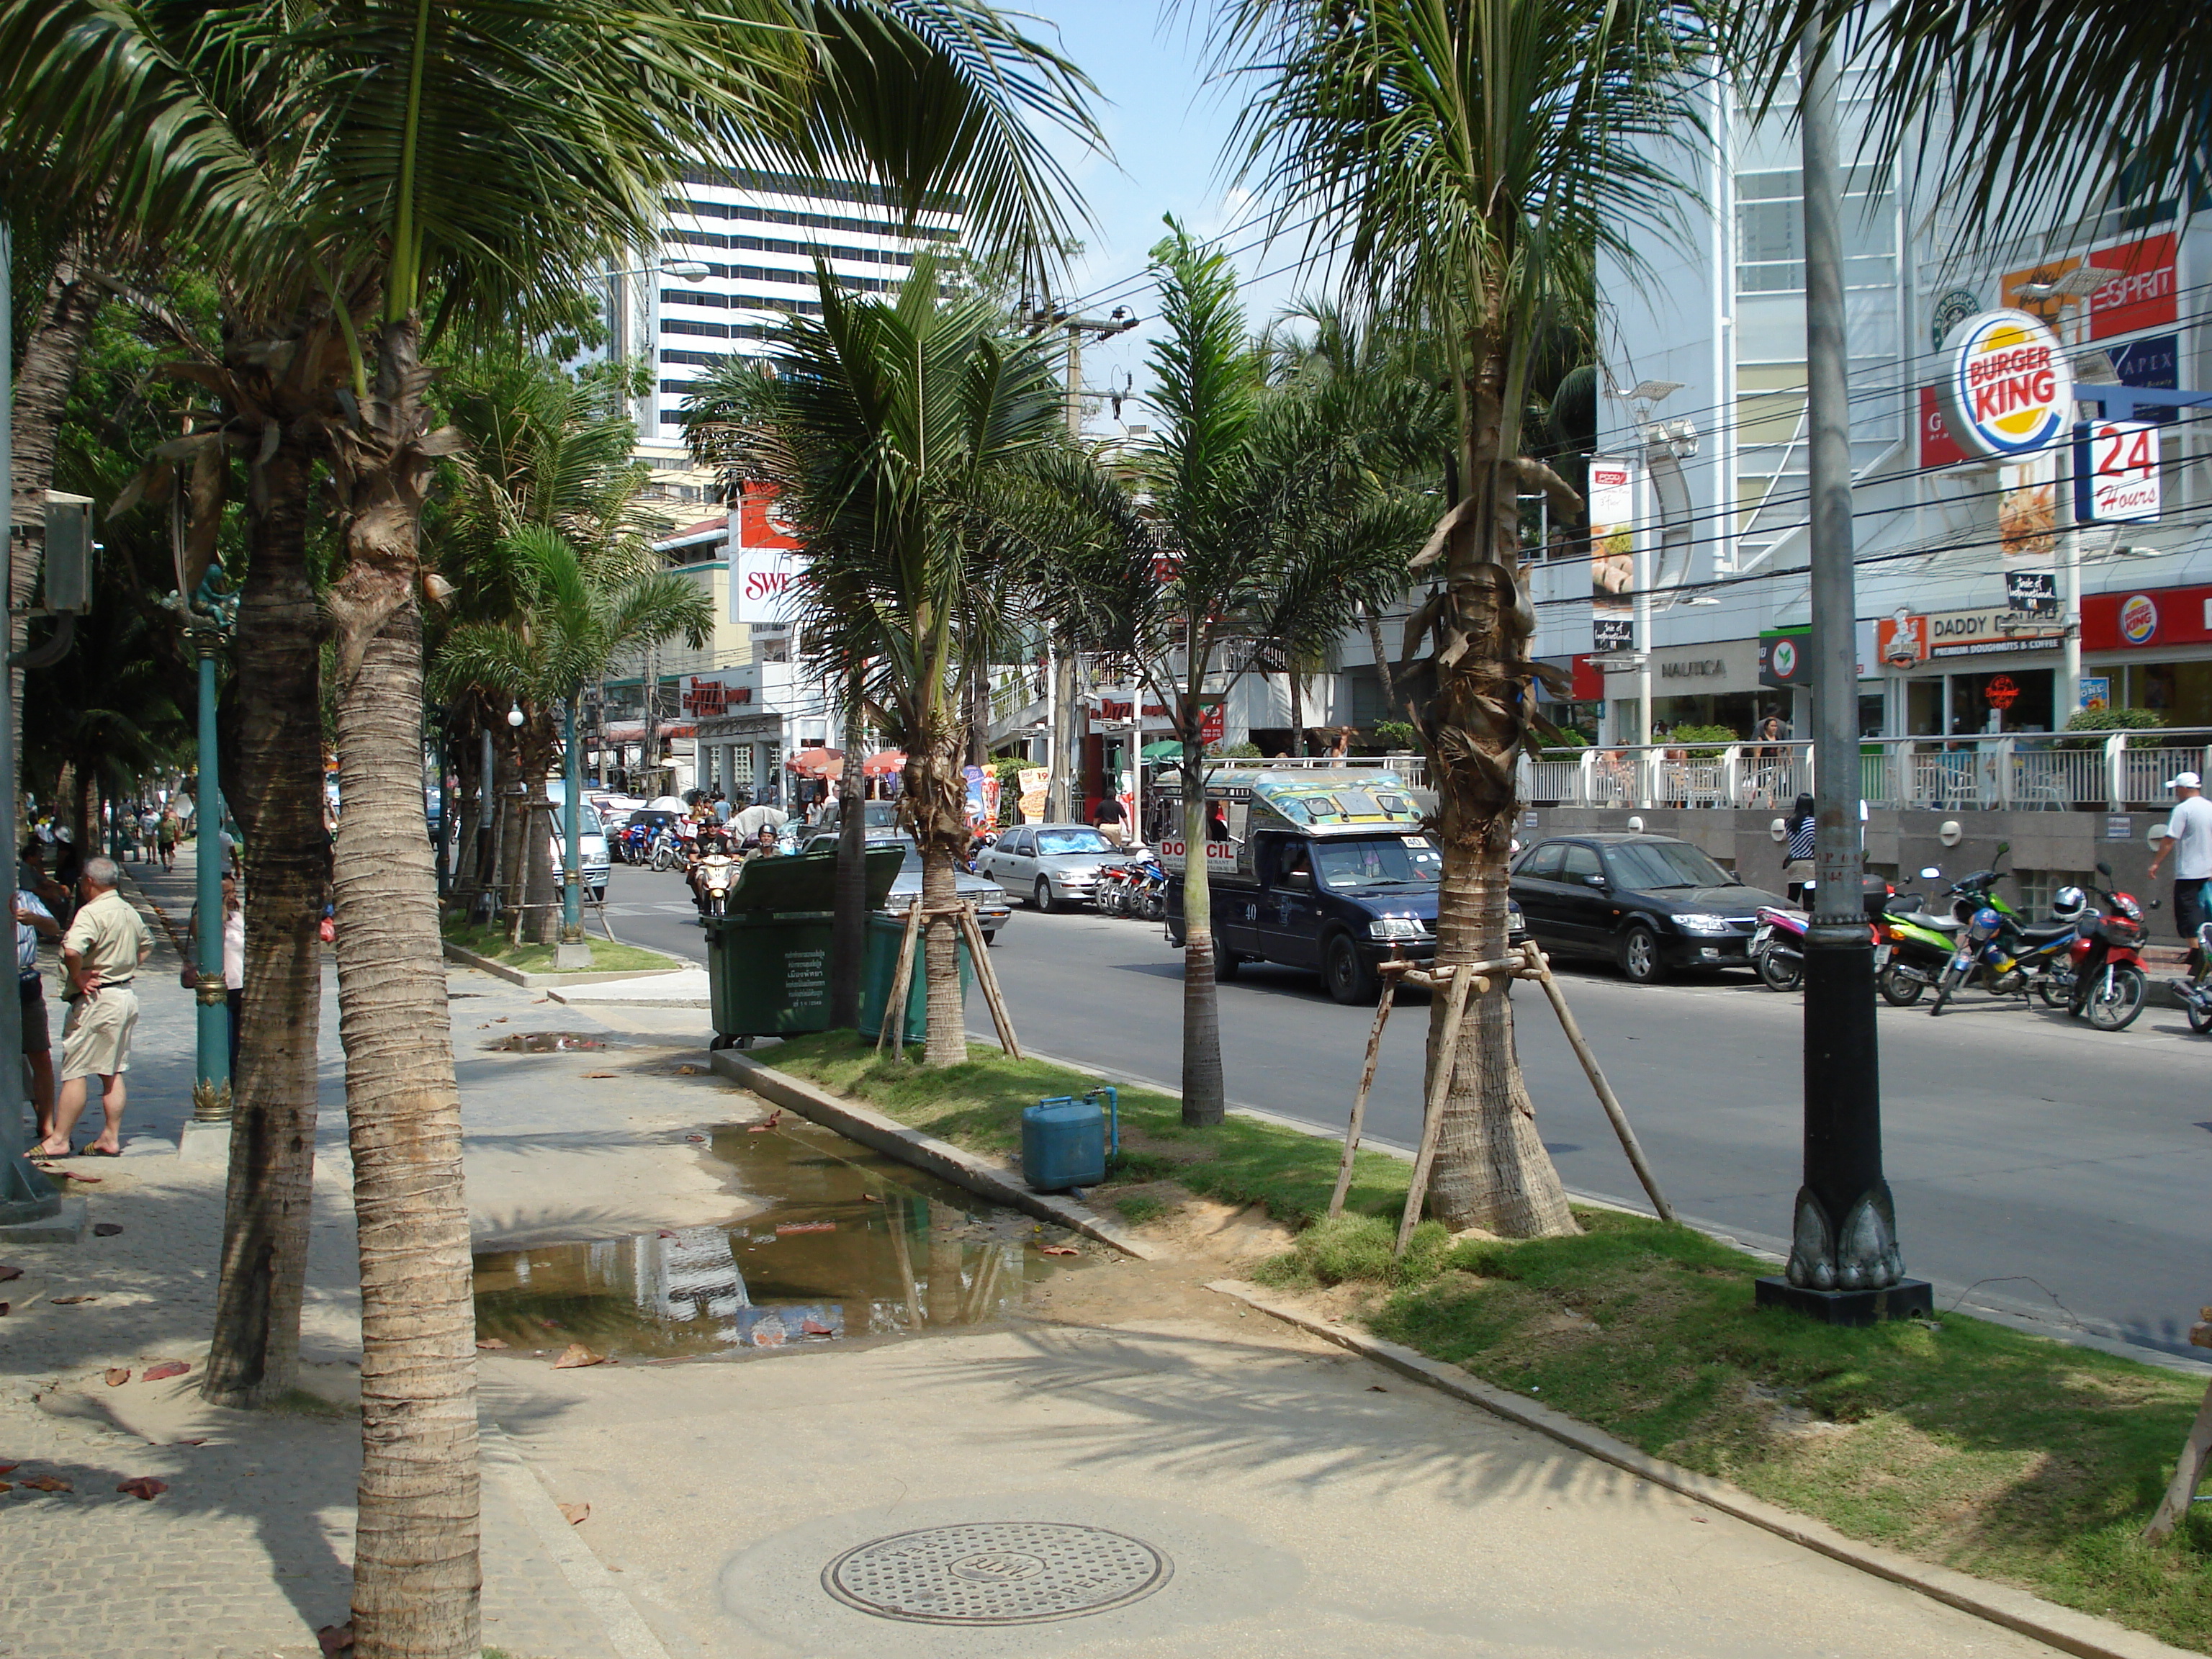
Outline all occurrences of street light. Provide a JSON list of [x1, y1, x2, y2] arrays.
[[608, 257, 710, 283]]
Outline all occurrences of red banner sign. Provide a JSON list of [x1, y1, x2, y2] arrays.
[[2081, 584, 2212, 652]]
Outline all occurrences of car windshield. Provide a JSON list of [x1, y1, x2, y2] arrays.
[[1605, 840, 1728, 891], [1313, 835, 1442, 891], [577, 804, 602, 837], [1035, 828, 1113, 856]]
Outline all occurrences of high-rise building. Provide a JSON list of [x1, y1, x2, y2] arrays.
[[605, 167, 963, 443]]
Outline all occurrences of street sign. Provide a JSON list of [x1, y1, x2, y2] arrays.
[[2105, 814, 2134, 841], [2074, 420, 2161, 522], [2005, 570, 2058, 615]]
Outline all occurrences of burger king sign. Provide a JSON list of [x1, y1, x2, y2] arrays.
[[1936, 309, 2074, 460]]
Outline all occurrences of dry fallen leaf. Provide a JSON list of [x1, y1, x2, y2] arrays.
[[558, 1501, 590, 1526], [583, 1072, 616, 1079], [474, 1339, 508, 1351], [744, 1109, 784, 1134], [104, 1368, 130, 1388], [800, 1318, 835, 1336], [1367, 1384, 1388, 1393], [0, 1463, 15, 1475], [50, 1294, 98, 1305], [317, 1622, 354, 1655], [0, 1481, 10, 1493], [493, 1017, 509, 1024], [142, 1360, 190, 1382], [1038, 1245, 1081, 1257], [58, 1171, 101, 1183], [0, 1263, 21, 1283], [685, 1134, 706, 1142], [552, 1344, 605, 1370], [92, 1223, 122, 1237], [860, 1193, 881, 1203], [675, 1064, 700, 1075], [117, 1477, 168, 1501], [21, 1475, 71, 1492]]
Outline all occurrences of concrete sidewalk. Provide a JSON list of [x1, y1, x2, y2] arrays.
[[0, 850, 2091, 1657]]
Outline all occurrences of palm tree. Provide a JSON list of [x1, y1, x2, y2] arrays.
[[3, 4, 1100, 1652], [698, 262, 1064, 1063], [1207, 0, 1707, 1235]]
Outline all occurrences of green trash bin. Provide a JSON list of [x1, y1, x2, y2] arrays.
[[704, 845, 905, 1048], [860, 910, 974, 1044]]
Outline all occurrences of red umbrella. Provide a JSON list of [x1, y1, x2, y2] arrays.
[[861, 750, 907, 777], [786, 746, 844, 780]]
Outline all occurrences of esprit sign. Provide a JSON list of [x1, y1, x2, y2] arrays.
[[1936, 310, 2072, 460]]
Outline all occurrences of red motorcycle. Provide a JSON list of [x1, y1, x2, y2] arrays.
[[2042, 860, 2155, 1031]]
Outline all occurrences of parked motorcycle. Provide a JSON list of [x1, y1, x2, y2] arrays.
[[649, 827, 681, 872], [1927, 878, 2094, 1019], [1875, 868, 1957, 1006], [2037, 863, 2154, 1031], [1094, 860, 1135, 918], [1750, 905, 1806, 992], [2169, 921, 2212, 1035]]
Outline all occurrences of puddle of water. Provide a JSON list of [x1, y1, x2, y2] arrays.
[[471, 1122, 1091, 1360], [486, 1030, 607, 1052]]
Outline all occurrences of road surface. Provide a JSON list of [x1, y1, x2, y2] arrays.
[[601, 863, 2210, 1357]]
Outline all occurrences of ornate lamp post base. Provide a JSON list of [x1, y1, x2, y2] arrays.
[[1755, 1276, 1933, 1327]]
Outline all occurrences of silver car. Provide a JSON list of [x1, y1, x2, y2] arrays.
[[800, 832, 1010, 942], [979, 823, 1124, 913]]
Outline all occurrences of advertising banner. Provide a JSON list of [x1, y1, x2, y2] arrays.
[[2074, 420, 2161, 522], [1936, 310, 2073, 462], [1876, 611, 1930, 667], [732, 547, 805, 626], [2002, 233, 2177, 338], [1758, 628, 1809, 688], [2081, 585, 2212, 652], [1587, 456, 1639, 653], [1997, 449, 2058, 564], [1017, 768, 1048, 823]]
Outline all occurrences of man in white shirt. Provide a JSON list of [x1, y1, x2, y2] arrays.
[[2149, 771, 2212, 940]]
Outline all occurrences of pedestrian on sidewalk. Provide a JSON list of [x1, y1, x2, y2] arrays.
[[19, 839, 71, 927], [2149, 771, 2212, 939], [156, 807, 179, 872], [42, 858, 153, 1158], [16, 882, 59, 1150], [1783, 793, 1816, 907], [188, 873, 246, 1076]]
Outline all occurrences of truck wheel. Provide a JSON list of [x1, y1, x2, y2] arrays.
[[1323, 932, 1380, 1005], [1215, 950, 1241, 981]]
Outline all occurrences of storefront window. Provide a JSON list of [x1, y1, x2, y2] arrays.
[[2126, 662, 2212, 727], [1949, 668, 2053, 734]]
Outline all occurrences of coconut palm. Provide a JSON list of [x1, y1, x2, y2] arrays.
[[1208, 0, 1708, 1235], [693, 261, 1064, 1063], [3, 4, 1100, 1651]]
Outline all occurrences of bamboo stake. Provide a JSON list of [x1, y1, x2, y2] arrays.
[[884, 1195, 926, 1331], [956, 904, 1022, 1058], [878, 897, 927, 1058], [1395, 963, 1478, 1256], [1520, 941, 1676, 1223], [1328, 980, 1397, 1220], [2144, 1313, 2212, 1543]]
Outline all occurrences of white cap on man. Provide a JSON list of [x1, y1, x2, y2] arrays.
[[2171, 772, 2203, 791]]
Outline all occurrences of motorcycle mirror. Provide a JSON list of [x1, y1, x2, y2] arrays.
[[2095, 860, 2113, 878], [1919, 866, 1941, 879], [2150, 898, 2162, 909]]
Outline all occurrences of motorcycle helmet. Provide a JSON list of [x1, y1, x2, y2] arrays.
[[2051, 886, 2088, 924]]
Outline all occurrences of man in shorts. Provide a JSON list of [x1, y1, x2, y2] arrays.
[[43, 858, 153, 1157]]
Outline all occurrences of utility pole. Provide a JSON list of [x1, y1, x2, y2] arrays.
[[642, 642, 659, 797], [1758, 45, 1930, 1325], [1025, 297, 1137, 823]]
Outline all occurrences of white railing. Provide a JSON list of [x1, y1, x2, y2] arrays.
[[1511, 729, 2212, 812], [1201, 752, 1430, 788]]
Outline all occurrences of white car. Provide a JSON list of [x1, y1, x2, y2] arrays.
[[978, 823, 1125, 912]]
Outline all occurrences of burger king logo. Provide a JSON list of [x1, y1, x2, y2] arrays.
[[2120, 593, 2159, 645], [1936, 309, 2073, 460]]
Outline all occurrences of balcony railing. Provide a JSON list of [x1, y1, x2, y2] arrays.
[[1514, 732, 2210, 813]]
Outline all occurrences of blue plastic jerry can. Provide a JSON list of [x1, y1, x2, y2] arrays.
[[1021, 1089, 1120, 1193]]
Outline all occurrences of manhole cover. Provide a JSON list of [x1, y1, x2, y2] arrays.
[[822, 1521, 1171, 1625]]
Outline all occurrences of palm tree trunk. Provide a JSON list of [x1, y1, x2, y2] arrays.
[[495, 741, 526, 919], [907, 745, 968, 1066], [203, 429, 327, 1409], [328, 317, 480, 1659], [448, 717, 482, 917], [1179, 708, 1225, 1125], [830, 665, 868, 1028], [518, 721, 560, 946], [1288, 668, 1304, 758], [1364, 607, 1398, 721], [1423, 333, 1573, 1238]]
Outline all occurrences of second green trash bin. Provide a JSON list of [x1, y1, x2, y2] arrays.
[[860, 909, 974, 1044], [704, 845, 906, 1048]]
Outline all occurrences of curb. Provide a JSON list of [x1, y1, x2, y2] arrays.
[[480, 1425, 671, 1659], [1209, 1279, 2201, 1659], [441, 940, 690, 992], [706, 1050, 1160, 1260]]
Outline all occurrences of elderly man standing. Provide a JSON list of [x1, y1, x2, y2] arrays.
[[40, 857, 153, 1157]]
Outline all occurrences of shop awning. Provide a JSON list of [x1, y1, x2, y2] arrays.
[[861, 750, 907, 776], [786, 746, 844, 779]]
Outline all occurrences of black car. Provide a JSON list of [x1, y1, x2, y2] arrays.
[[1169, 823, 1529, 1005], [1509, 832, 1786, 983]]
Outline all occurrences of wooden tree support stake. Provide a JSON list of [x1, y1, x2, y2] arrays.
[[1395, 963, 1476, 1257], [954, 904, 1022, 1058], [1519, 941, 1676, 1223], [2144, 1310, 2212, 1544], [1329, 979, 1397, 1220], [877, 897, 927, 1059]]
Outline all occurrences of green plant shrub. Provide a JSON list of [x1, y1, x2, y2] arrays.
[[2062, 706, 2165, 749], [1371, 719, 1417, 752], [1254, 1213, 1452, 1288], [1212, 740, 1262, 759], [1659, 722, 1738, 760]]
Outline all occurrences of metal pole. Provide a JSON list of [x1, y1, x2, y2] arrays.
[[0, 215, 61, 1222], [559, 693, 585, 955], [192, 638, 231, 1119], [1761, 45, 1924, 1321], [2059, 444, 2082, 719]]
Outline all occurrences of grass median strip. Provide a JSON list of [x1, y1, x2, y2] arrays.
[[442, 922, 678, 976], [761, 1032, 1413, 1224], [1264, 1208, 2212, 1653]]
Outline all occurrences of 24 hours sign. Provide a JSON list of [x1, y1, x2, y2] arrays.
[[2074, 421, 2161, 523]]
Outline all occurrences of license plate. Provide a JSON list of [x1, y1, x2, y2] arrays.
[[1874, 943, 1892, 968], [1753, 926, 1771, 948]]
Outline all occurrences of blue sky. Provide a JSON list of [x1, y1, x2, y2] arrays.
[[1018, 2, 1330, 433]]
